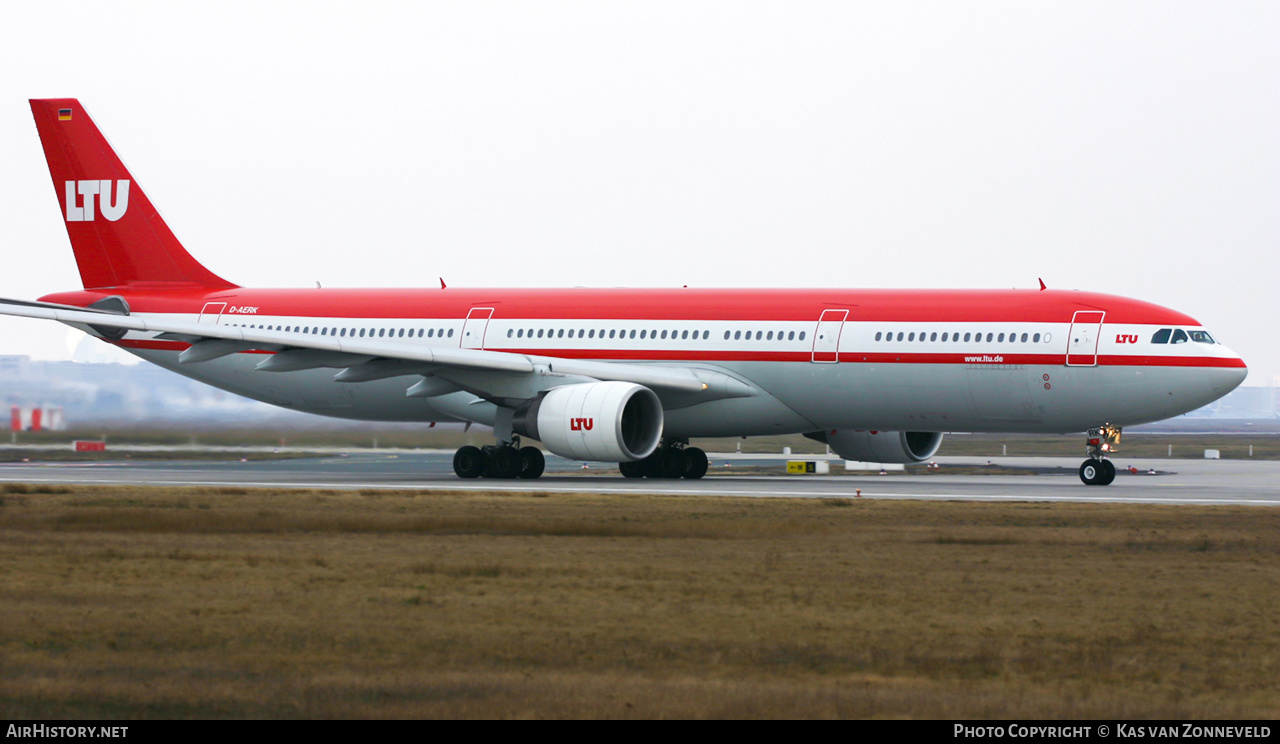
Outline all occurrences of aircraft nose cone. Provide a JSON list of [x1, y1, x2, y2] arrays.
[[1229, 361, 1248, 388], [1215, 353, 1248, 394]]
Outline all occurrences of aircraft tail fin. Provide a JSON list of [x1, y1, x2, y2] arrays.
[[29, 99, 236, 291]]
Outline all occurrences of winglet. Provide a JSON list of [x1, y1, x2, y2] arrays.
[[1038, 278, 1047, 291]]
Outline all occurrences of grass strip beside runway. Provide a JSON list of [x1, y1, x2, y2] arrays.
[[1, 483, 1277, 718]]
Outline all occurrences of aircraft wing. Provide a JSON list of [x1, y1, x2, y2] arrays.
[[0, 297, 724, 400]]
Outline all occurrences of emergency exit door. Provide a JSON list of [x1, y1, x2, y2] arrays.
[[461, 307, 494, 350], [1066, 310, 1105, 366], [811, 309, 848, 363]]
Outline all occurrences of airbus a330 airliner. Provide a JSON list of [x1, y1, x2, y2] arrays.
[[0, 99, 1248, 485]]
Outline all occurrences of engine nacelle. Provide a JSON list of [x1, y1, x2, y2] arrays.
[[514, 381, 663, 462], [804, 430, 944, 464]]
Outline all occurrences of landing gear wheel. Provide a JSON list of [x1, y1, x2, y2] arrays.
[[655, 448, 688, 479], [491, 446, 521, 479], [1098, 459, 1116, 486], [683, 447, 708, 479], [1079, 459, 1115, 486], [453, 446, 486, 479], [517, 447, 545, 479], [619, 460, 645, 478]]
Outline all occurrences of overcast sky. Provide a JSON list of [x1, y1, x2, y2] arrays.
[[2, 2, 1277, 383]]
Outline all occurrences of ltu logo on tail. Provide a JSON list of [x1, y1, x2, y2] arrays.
[[64, 180, 129, 222]]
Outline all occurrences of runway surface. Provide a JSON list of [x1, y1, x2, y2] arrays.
[[2, 451, 1278, 506]]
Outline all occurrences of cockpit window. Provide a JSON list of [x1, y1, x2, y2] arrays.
[[1188, 330, 1215, 344], [1152, 328, 1171, 344], [1171, 329, 1189, 344]]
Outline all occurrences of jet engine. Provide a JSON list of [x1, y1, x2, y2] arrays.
[[804, 430, 943, 463], [514, 381, 663, 462]]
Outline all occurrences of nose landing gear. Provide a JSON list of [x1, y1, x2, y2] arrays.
[[1079, 458, 1115, 486], [1079, 425, 1121, 486]]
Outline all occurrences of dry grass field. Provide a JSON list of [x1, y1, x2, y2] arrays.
[[1, 483, 1277, 719]]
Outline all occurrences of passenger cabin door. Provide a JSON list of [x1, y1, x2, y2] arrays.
[[1066, 310, 1105, 367], [811, 309, 848, 363], [461, 307, 494, 350], [197, 302, 226, 325]]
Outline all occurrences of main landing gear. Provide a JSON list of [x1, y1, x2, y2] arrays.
[[619, 440, 709, 480], [453, 436, 545, 479], [1079, 424, 1121, 486]]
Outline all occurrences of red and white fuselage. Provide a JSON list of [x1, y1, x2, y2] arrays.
[[37, 285, 1247, 435], [2, 99, 1248, 480]]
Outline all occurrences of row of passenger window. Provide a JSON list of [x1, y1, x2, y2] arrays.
[[238, 322, 815, 344], [725, 329, 807, 341], [1152, 328, 1215, 344], [505, 328, 814, 342], [507, 328, 716, 341], [876, 331, 1051, 344], [219, 322, 1220, 352], [232, 323, 454, 339], [230, 322, 1071, 347]]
